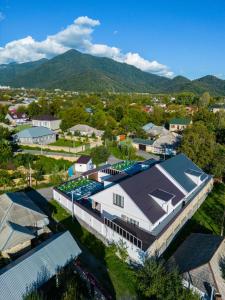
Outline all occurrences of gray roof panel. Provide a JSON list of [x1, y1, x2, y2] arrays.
[[160, 154, 207, 192], [0, 231, 81, 300]]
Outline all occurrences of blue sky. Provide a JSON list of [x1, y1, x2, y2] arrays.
[[1, 0, 225, 79]]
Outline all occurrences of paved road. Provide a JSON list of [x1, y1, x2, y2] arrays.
[[137, 150, 160, 160], [19, 149, 78, 158]]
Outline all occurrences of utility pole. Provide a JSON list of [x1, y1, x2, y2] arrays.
[[28, 162, 32, 187], [221, 209, 225, 236]]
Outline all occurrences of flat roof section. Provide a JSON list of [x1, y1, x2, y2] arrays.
[[58, 178, 104, 200]]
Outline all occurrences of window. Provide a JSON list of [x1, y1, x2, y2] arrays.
[[121, 214, 139, 227], [129, 218, 139, 227], [113, 193, 124, 208]]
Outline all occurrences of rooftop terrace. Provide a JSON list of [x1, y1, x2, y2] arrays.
[[58, 178, 104, 200], [111, 160, 137, 172]]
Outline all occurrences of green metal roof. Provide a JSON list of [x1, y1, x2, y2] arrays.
[[132, 138, 154, 146], [14, 126, 55, 139], [169, 118, 191, 125]]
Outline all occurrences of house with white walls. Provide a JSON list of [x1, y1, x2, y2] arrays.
[[74, 155, 94, 173], [53, 154, 213, 263]]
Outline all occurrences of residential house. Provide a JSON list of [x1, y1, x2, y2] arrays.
[[210, 104, 225, 113], [169, 118, 192, 132], [32, 115, 61, 130], [0, 231, 81, 300], [132, 134, 180, 156], [74, 155, 95, 173], [5, 111, 29, 126], [133, 123, 181, 155], [69, 124, 104, 137], [0, 192, 49, 257], [13, 126, 56, 145], [170, 233, 225, 299], [53, 154, 213, 263]]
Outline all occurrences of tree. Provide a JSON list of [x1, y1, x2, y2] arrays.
[[0, 140, 13, 166], [60, 106, 89, 131], [198, 92, 210, 107], [0, 126, 10, 140], [137, 257, 199, 300], [209, 144, 225, 180], [90, 146, 110, 165], [179, 122, 216, 170], [0, 170, 11, 189]]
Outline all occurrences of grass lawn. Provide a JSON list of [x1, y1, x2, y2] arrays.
[[49, 200, 137, 299], [50, 139, 84, 147], [164, 183, 225, 259]]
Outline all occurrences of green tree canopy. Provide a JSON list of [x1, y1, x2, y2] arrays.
[[179, 122, 216, 170], [198, 92, 211, 107], [90, 145, 110, 165], [137, 257, 199, 300]]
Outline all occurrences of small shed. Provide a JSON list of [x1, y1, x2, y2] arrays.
[[74, 155, 94, 173]]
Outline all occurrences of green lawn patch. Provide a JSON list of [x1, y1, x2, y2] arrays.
[[50, 139, 84, 147], [49, 200, 137, 299]]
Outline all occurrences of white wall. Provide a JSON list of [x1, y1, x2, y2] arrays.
[[91, 184, 153, 232], [75, 160, 93, 173], [32, 119, 61, 130], [53, 189, 143, 262]]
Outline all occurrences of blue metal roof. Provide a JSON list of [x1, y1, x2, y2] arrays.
[[14, 126, 55, 138], [0, 231, 81, 300], [142, 122, 155, 131], [160, 153, 206, 192]]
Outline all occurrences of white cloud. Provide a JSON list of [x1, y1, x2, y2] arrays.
[[0, 12, 5, 21], [0, 16, 173, 77]]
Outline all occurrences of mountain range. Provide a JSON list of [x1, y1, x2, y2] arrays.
[[1, 49, 225, 95]]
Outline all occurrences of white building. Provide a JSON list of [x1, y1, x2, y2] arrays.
[[32, 115, 61, 131], [13, 126, 56, 145], [53, 155, 213, 263], [5, 111, 29, 126], [74, 155, 94, 173], [69, 124, 104, 137]]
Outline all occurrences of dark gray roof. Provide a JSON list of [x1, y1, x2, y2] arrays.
[[76, 155, 91, 164], [119, 165, 185, 224], [113, 218, 156, 251], [106, 172, 129, 183], [32, 115, 59, 121], [160, 153, 206, 192], [150, 189, 174, 202], [171, 233, 224, 273]]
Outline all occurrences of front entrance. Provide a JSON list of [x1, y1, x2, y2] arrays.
[[139, 144, 146, 151]]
